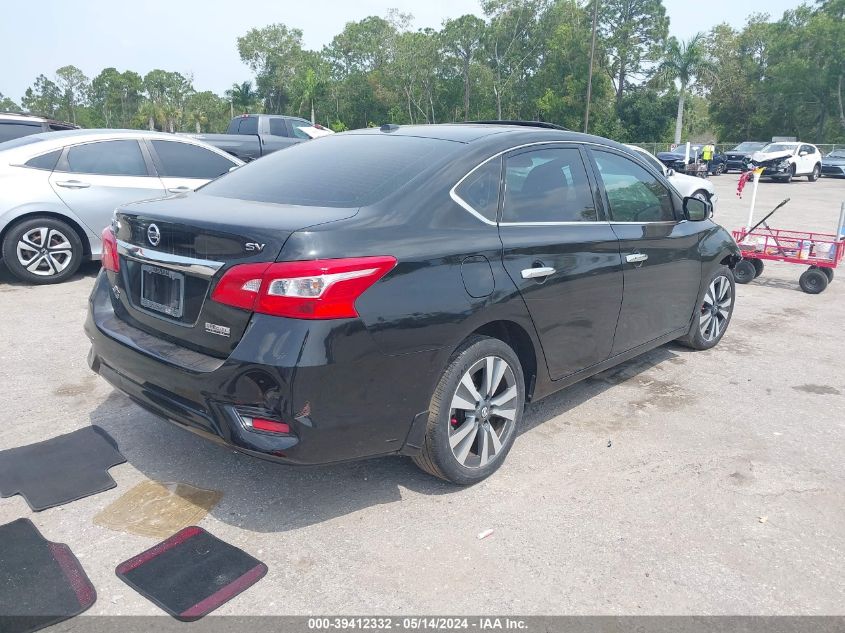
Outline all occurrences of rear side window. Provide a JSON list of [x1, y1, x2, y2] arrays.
[[455, 158, 501, 222], [0, 122, 41, 143], [151, 141, 236, 179], [502, 147, 597, 223], [268, 118, 288, 137], [25, 150, 61, 171], [200, 134, 458, 207], [64, 140, 148, 177], [233, 117, 258, 135], [591, 150, 675, 223]]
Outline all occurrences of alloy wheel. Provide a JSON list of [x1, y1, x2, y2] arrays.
[[448, 356, 517, 469], [16, 227, 74, 277], [700, 275, 732, 342]]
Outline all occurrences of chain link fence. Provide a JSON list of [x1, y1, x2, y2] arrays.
[[633, 142, 845, 155]]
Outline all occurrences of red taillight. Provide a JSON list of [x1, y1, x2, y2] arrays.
[[101, 226, 119, 273], [211, 256, 397, 320], [249, 418, 291, 434]]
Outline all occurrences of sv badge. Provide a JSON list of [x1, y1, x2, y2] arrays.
[[245, 242, 266, 253]]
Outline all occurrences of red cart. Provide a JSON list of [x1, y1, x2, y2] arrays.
[[731, 199, 845, 293]]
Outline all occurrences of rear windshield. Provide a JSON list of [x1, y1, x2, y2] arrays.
[[199, 133, 458, 207]]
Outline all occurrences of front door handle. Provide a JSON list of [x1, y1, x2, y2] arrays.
[[167, 186, 192, 194], [55, 180, 90, 189], [521, 266, 556, 279], [626, 253, 649, 264]]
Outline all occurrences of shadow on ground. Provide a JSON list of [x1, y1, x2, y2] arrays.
[[0, 260, 100, 286], [90, 343, 689, 533]]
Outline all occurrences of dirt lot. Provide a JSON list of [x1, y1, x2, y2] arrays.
[[0, 174, 843, 617]]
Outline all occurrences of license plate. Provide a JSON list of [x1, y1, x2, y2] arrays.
[[140, 264, 184, 318]]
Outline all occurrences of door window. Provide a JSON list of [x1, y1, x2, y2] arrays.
[[502, 147, 597, 223], [268, 118, 289, 137], [63, 140, 148, 176], [801, 144, 815, 156], [151, 141, 236, 179], [0, 122, 41, 142], [591, 150, 675, 223]]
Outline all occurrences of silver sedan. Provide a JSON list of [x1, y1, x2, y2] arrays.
[[0, 130, 243, 284]]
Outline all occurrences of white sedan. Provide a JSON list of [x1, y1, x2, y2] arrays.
[[626, 144, 718, 207]]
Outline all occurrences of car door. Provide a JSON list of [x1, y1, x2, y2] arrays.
[[147, 139, 240, 194], [49, 139, 165, 241], [587, 147, 702, 355], [496, 144, 623, 380], [799, 144, 816, 174]]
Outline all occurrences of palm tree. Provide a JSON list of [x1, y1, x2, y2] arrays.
[[226, 81, 257, 115], [656, 33, 714, 144]]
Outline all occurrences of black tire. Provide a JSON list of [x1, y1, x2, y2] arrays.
[[677, 266, 735, 350], [808, 164, 821, 182], [799, 268, 828, 294], [750, 258, 765, 278], [783, 165, 795, 183], [413, 335, 525, 485], [733, 259, 757, 284], [809, 265, 833, 282], [1, 216, 83, 284]]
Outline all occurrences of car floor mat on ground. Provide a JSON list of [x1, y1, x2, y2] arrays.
[[0, 425, 126, 511], [116, 526, 267, 621], [0, 518, 97, 633]]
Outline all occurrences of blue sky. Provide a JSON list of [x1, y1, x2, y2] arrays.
[[0, 0, 804, 103]]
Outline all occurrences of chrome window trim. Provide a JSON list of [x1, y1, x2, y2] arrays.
[[117, 239, 224, 278], [449, 140, 680, 227]]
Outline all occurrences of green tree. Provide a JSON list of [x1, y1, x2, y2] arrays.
[[54, 65, 90, 125], [0, 93, 21, 112], [142, 70, 193, 132], [90, 68, 143, 128], [597, 0, 669, 108], [656, 33, 713, 144], [21, 75, 62, 119], [225, 81, 259, 116], [238, 24, 305, 113], [441, 15, 487, 120]]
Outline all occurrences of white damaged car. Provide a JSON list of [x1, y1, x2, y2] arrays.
[[749, 142, 823, 183]]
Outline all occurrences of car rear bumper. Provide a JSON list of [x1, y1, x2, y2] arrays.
[[85, 271, 439, 465]]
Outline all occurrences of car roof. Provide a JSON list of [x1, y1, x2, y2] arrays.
[[344, 122, 625, 149], [0, 112, 77, 127], [0, 128, 244, 163]]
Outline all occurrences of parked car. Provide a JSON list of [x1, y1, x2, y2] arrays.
[[85, 123, 740, 485], [749, 142, 823, 182], [0, 129, 243, 284], [189, 114, 333, 162], [0, 112, 77, 143], [821, 149, 845, 178], [723, 141, 767, 173], [626, 145, 718, 207], [656, 144, 727, 175]]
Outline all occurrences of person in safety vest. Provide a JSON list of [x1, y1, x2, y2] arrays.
[[702, 142, 716, 174]]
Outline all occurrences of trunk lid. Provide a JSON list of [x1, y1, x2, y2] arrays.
[[111, 193, 357, 358]]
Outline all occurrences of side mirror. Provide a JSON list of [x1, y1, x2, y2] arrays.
[[683, 196, 711, 221], [228, 165, 240, 172], [666, 168, 675, 177], [799, 151, 808, 157]]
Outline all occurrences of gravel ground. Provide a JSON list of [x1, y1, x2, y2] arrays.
[[0, 174, 843, 617]]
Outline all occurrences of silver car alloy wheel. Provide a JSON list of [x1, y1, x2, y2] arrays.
[[448, 355, 518, 469], [699, 275, 732, 342], [16, 227, 74, 276]]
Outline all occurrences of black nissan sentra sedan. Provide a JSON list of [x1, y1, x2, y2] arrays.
[[85, 123, 740, 484]]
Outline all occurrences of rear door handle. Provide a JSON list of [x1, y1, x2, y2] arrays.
[[55, 180, 90, 189], [167, 186, 192, 193], [626, 253, 649, 264], [521, 266, 556, 279]]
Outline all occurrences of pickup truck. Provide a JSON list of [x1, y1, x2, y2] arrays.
[[187, 114, 331, 161]]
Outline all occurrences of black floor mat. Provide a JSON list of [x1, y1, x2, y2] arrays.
[[0, 518, 97, 633], [116, 526, 267, 620], [0, 426, 126, 511]]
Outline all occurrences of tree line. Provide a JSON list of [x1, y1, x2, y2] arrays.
[[1, 0, 843, 144]]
